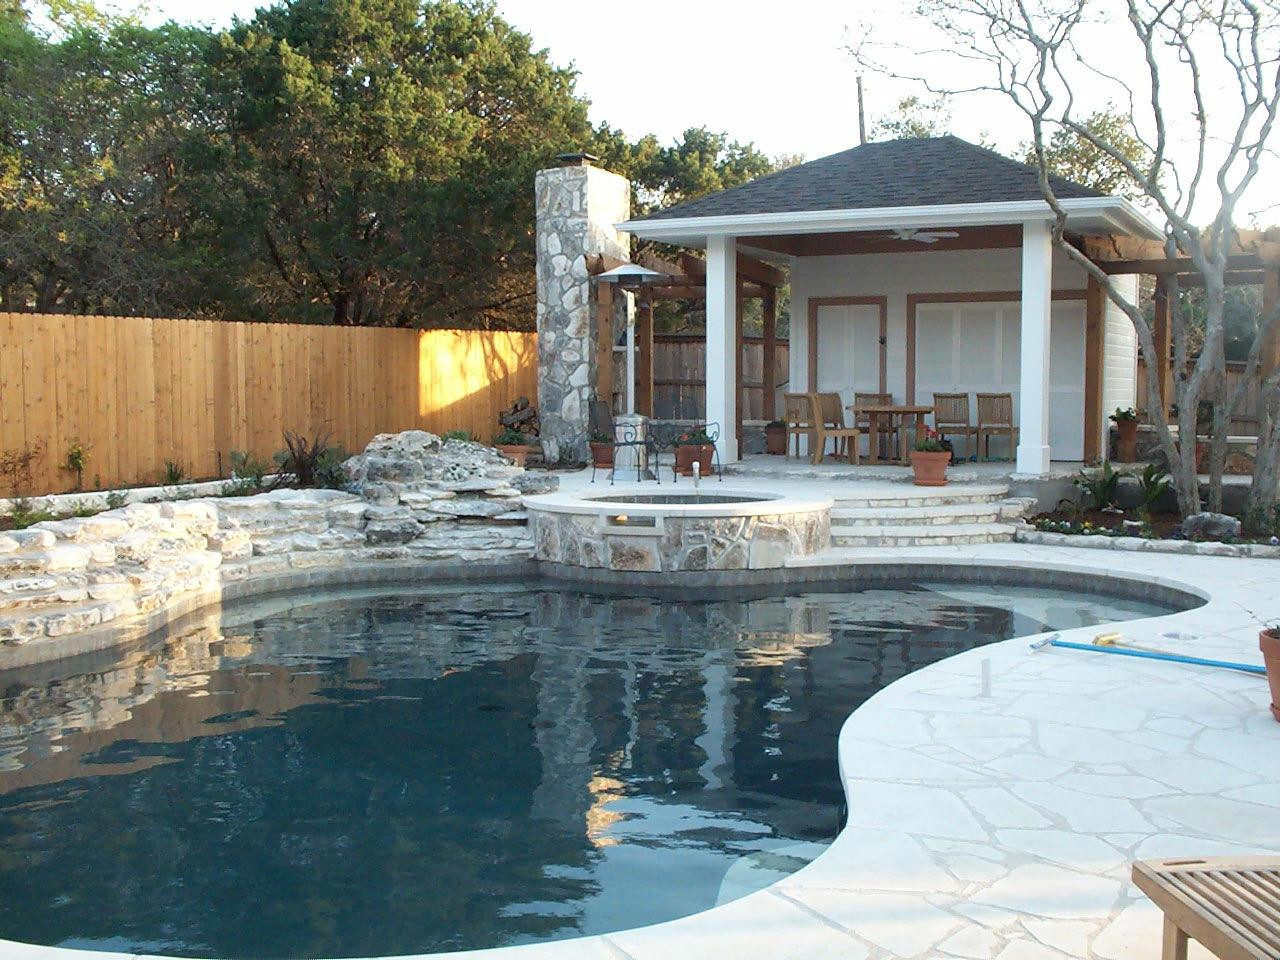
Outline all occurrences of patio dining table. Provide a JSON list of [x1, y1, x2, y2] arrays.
[[848, 403, 934, 465]]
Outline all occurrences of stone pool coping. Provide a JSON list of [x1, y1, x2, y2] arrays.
[[523, 482, 833, 518], [1, 544, 1277, 960]]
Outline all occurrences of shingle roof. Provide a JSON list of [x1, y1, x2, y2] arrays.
[[632, 135, 1105, 223]]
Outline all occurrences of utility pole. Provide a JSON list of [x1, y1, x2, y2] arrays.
[[857, 75, 867, 144]]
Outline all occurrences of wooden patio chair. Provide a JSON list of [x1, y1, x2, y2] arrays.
[[854, 391, 895, 460], [782, 392, 816, 459], [976, 392, 1018, 461], [1132, 856, 1280, 960], [809, 393, 861, 465], [933, 392, 976, 460]]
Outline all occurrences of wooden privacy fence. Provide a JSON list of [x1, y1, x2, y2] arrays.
[[1136, 357, 1261, 435], [0, 313, 538, 494], [653, 334, 790, 421]]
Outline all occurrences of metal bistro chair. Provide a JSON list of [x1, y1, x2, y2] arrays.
[[976, 392, 1019, 461], [933, 392, 976, 461], [853, 391, 895, 461], [588, 398, 658, 484], [809, 393, 861, 465], [782, 392, 815, 459]]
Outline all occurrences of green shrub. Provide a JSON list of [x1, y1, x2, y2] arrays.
[[63, 440, 90, 490], [9, 504, 54, 529], [492, 427, 529, 446], [162, 460, 186, 485], [442, 429, 473, 442], [1075, 462, 1121, 511], [1136, 462, 1171, 515], [224, 450, 273, 495]]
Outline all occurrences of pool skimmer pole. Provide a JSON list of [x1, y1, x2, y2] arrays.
[[1028, 633, 1266, 676]]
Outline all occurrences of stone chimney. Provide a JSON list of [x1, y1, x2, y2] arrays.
[[534, 155, 630, 464]]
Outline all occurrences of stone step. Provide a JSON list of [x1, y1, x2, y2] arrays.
[[832, 498, 1035, 526], [832, 503, 996, 526], [830, 522, 1019, 548], [829, 485, 1011, 509]]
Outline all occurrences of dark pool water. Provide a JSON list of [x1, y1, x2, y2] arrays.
[[0, 581, 1170, 959]]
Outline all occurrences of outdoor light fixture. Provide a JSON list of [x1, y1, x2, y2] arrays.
[[595, 263, 668, 288]]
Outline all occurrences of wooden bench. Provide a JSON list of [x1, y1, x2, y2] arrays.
[[1132, 857, 1280, 960]]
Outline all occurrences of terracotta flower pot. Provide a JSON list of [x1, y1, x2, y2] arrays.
[[676, 443, 715, 477], [589, 442, 614, 469], [1115, 419, 1138, 462], [1261, 628, 1280, 723], [495, 444, 533, 467], [910, 450, 949, 487], [765, 426, 786, 456]]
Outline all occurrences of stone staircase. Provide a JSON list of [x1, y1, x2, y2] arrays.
[[827, 485, 1035, 548]]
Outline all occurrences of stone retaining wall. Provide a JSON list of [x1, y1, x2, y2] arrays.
[[1015, 524, 1280, 558], [0, 432, 554, 665]]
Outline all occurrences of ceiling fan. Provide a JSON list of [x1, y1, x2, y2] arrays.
[[875, 228, 961, 244]]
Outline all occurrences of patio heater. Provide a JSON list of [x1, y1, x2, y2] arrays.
[[596, 262, 668, 478], [595, 262, 667, 415]]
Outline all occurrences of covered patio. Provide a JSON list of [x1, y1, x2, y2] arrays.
[[618, 136, 1280, 477]]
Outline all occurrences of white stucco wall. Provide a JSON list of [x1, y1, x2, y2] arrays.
[[786, 246, 1131, 462]]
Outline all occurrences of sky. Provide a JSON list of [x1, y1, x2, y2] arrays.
[[135, 0, 1278, 225]]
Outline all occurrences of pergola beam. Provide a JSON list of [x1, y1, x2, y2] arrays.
[[1081, 231, 1280, 272], [678, 251, 785, 289], [1095, 255, 1265, 277]]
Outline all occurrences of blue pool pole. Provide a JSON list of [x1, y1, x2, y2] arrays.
[[1029, 635, 1267, 676]]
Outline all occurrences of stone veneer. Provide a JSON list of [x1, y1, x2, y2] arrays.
[[527, 500, 830, 572], [534, 160, 631, 465], [1016, 524, 1280, 557], [0, 432, 554, 666]]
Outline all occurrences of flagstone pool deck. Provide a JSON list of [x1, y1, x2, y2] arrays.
[[447, 541, 1280, 960], [1, 533, 1277, 958]]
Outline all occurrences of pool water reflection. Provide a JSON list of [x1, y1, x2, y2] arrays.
[[0, 581, 1170, 959]]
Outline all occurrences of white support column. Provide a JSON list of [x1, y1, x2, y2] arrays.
[[1017, 219, 1053, 475], [705, 234, 739, 462]]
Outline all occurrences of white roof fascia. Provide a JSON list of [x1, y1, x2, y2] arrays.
[[618, 197, 1163, 243]]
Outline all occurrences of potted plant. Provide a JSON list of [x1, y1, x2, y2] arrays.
[[1110, 407, 1139, 462], [1262, 624, 1280, 723], [589, 430, 614, 469], [492, 428, 536, 467], [675, 426, 716, 477], [764, 420, 786, 455], [910, 427, 949, 486]]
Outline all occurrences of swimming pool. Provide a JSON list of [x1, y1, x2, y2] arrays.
[[0, 581, 1174, 959]]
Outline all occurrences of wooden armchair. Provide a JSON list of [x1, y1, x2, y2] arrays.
[[976, 392, 1018, 460], [933, 392, 976, 460], [854, 391, 894, 460], [782, 392, 815, 459], [809, 393, 861, 465]]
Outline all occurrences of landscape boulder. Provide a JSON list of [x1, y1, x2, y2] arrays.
[[1181, 511, 1241, 541]]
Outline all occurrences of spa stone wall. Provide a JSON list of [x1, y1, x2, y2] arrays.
[[529, 509, 829, 573]]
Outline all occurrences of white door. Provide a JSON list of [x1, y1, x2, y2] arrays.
[[814, 302, 882, 410], [914, 300, 1085, 461]]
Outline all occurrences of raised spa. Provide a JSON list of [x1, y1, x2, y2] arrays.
[[524, 485, 832, 572], [0, 580, 1179, 959]]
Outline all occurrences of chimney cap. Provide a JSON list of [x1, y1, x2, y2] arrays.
[[555, 151, 599, 167]]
